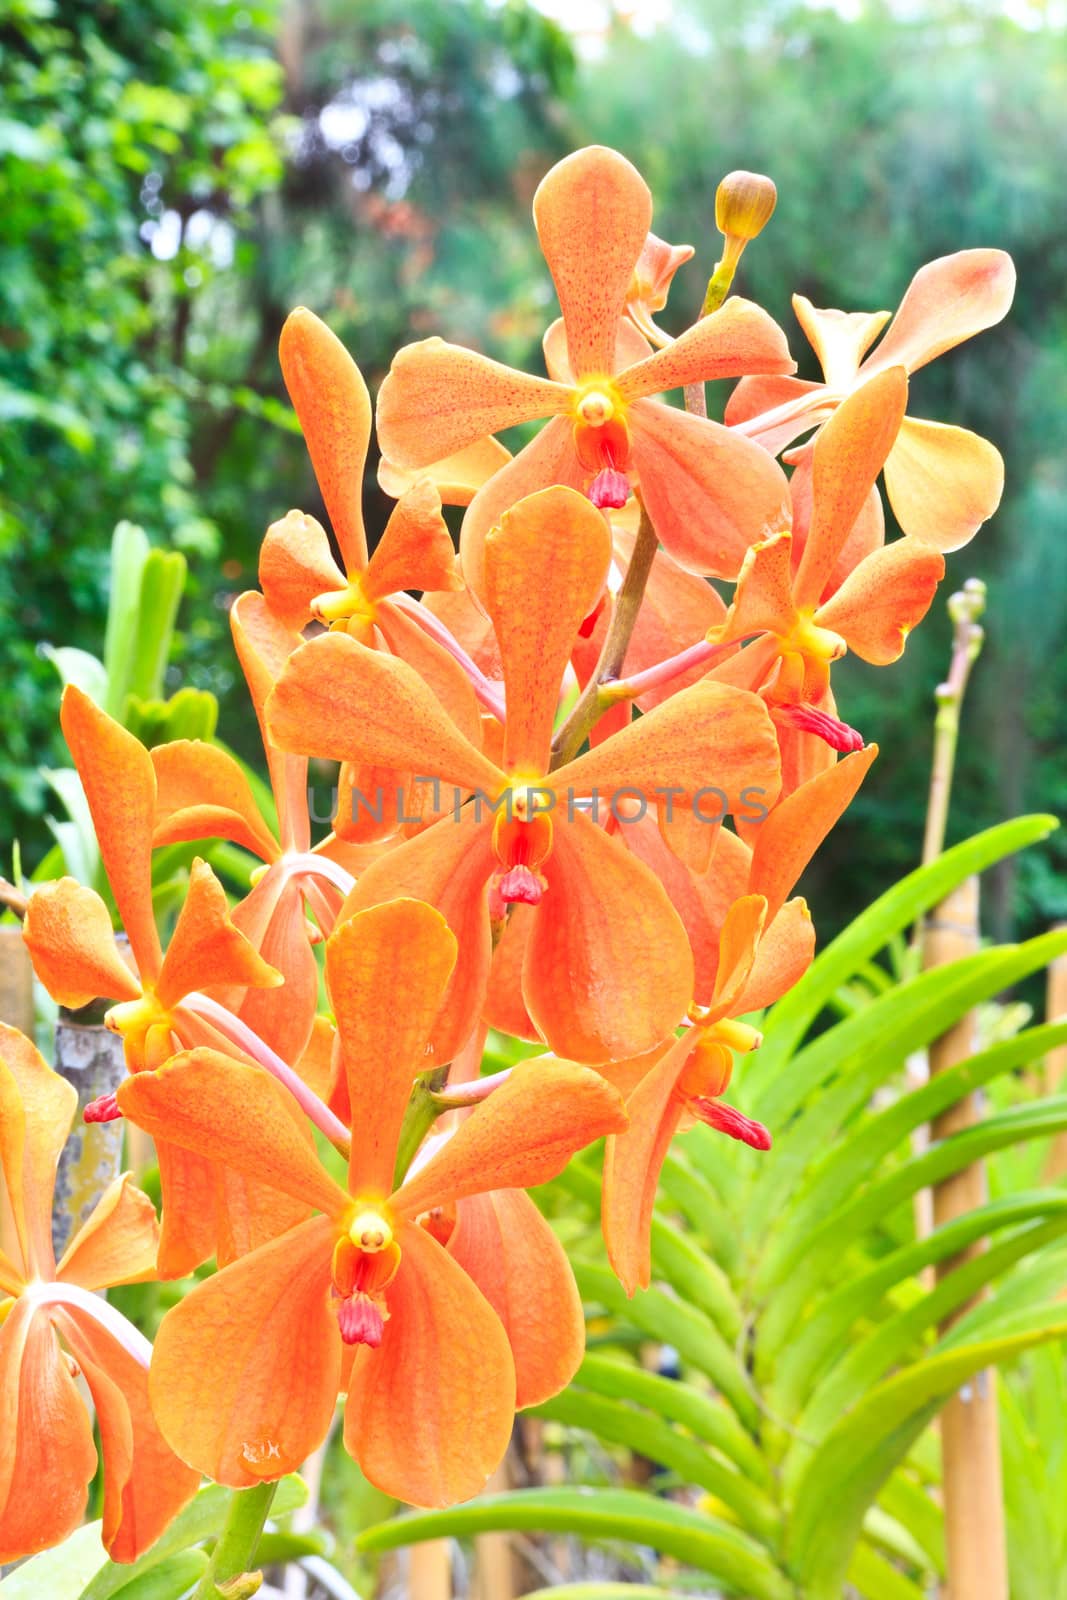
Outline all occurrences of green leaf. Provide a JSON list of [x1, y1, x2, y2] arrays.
[[522, 1589, 683, 1600], [746, 815, 1059, 1099], [126, 547, 187, 704], [846, 1539, 929, 1600], [787, 1315, 1067, 1598], [105, 1551, 209, 1599], [357, 1489, 796, 1599], [0, 1523, 107, 1599], [39, 644, 108, 704], [104, 521, 150, 719], [573, 1261, 757, 1429], [77, 1475, 307, 1600], [529, 1387, 780, 1543]]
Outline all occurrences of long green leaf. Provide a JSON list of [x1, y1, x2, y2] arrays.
[[846, 1540, 929, 1600], [770, 1191, 1067, 1408], [357, 1489, 796, 1599], [759, 1022, 1067, 1313], [573, 1261, 757, 1429], [529, 1387, 780, 1542], [104, 520, 150, 718], [573, 1353, 772, 1488], [746, 815, 1058, 1094], [787, 1315, 1067, 1598]]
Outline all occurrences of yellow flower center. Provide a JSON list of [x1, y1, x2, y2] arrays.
[[575, 386, 618, 427], [106, 989, 171, 1045], [347, 1207, 394, 1254], [313, 577, 378, 629], [782, 611, 847, 666]]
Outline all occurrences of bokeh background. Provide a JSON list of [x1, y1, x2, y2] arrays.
[[3, 0, 1065, 941]]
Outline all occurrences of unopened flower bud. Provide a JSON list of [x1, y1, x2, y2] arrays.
[[715, 170, 778, 244]]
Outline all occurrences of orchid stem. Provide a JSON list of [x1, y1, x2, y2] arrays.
[[194, 1480, 278, 1599], [393, 593, 507, 723], [921, 580, 987, 870], [550, 498, 659, 769]]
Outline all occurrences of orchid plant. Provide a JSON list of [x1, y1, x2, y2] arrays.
[[1, 144, 1029, 1597]]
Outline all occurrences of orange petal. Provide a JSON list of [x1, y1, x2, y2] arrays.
[[379, 435, 513, 507], [543, 314, 651, 386], [448, 1188, 584, 1409], [232, 872, 320, 1067], [230, 590, 310, 854], [259, 509, 345, 631], [710, 894, 767, 1014], [340, 809, 496, 1065], [344, 1217, 514, 1506], [602, 1033, 689, 1294], [375, 601, 485, 750], [749, 745, 879, 920], [391, 1057, 626, 1216], [150, 1214, 340, 1486], [294, 1015, 336, 1107], [485, 486, 612, 774], [155, 858, 282, 1011], [424, 587, 503, 678], [718, 529, 797, 643], [792, 298, 891, 385], [60, 687, 162, 982], [23, 879, 140, 1010], [56, 1173, 159, 1291], [861, 249, 1016, 378], [280, 307, 371, 572], [617, 297, 794, 401], [789, 446, 885, 603], [325, 902, 457, 1195], [459, 415, 588, 600], [883, 416, 1004, 551], [0, 1298, 96, 1563], [629, 398, 791, 578], [153, 1138, 221, 1279], [735, 897, 815, 1013], [52, 1306, 199, 1560], [119, 1050, 349, 1219], [522, 812, 693, 1062], [152, 739, 279, 862], [483, 906, 539, 1042], [376, 338, 570, 470], [555, 679, 781, 820], [792, 367, 909, 611], [532, 146, 651, 377], [363, 481, 462, 601], [816, 541, 944, 664], [268, 631, 504, 796], [0, 1025, 74, 1280], [621, 816, 751, 1008], [724, 371, 828, 441]]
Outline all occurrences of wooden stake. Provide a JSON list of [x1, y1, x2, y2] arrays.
[[926, 875, 1007, 1600], [52, 1002, 127, 1259], [408, 1539, 452, 1600], [1042, 928, 1067, 1182], [473, 1458, 517, 1600]]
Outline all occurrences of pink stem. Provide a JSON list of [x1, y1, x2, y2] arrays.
[[287, 851, 356, 899], [729, 386, 837, 440], [432, 1066, 512, 1107], [182, 992, 350, 1153], [27, 1281, 154, 1367], [393, 594, 507, 722], [605, 633, 760, 701]]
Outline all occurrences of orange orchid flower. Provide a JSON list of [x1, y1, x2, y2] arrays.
[[624, 230, 696, 347], [117, 900, 627, 1506], [376, 144, 795, 590], [600, 749, 878, 1294], [149, 591, 374, 1065], [267, 486, 782, 1063], [708, 369, 944, 794], [22, 686, 344, 1275], [727, 249, 1015, 549], [262, 306, 491, 843], [0, 1024, 198, 1561]]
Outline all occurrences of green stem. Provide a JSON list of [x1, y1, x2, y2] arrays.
[[193, 1481, 278, 1599], [550, 498, 659, 769]]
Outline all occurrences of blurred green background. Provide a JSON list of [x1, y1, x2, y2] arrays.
[[2, 0, 1065, 939]]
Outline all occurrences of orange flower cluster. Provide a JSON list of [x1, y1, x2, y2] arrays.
[[4, 144, 1012, 1552]]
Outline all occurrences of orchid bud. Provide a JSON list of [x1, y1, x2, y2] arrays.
[[715, 169, 778, 244]]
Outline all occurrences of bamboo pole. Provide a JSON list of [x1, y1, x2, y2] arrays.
[[1042, 930, 1067, 1182], [407, 1540, 452, 1600], [926, 876, 1007, 1599], [473, 1458, 518, 1600]]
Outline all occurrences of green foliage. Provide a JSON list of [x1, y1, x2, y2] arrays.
[[359, 819, 1067, 1596]]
